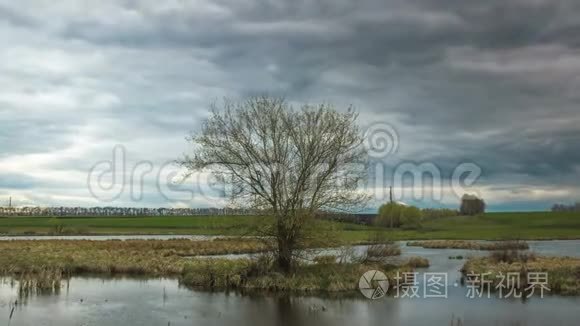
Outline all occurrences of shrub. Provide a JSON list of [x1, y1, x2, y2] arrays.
[[376, 202, 404, 228], [375, 203, 422, 228], [490, 249, 536, 263], [400, 206, 422, 229], [360, 241, 401, 263], [406, 257, 430, 268]]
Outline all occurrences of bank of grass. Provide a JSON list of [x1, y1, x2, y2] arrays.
[[0, 211, 579, 240], [0, 239, 266, 276], [0, 239, 418, 294], [407, 240, 529, 250], [462, 255, 580, 295], [180, 258, 410, 292]]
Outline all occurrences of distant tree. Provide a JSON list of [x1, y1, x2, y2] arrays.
[[377, 202, 403, 228], [460, 194, 485, 215], [400, 206, 422, 229], [376, 203, 422, 229], [181, 97, 368, 272]]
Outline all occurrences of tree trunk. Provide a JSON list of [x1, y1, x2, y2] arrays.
[[277, 246, 293, 272], [276, 222, 295, 272]]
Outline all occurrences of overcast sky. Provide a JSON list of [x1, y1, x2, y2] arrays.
[[1, 0, 579, 211]]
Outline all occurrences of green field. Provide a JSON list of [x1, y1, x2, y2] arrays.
[[0, 215, 382, 242], [0, 211, 579, 240]]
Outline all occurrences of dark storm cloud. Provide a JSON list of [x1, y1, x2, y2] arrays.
[[0, 0, 579, 208], [0, 4, 36, 27]]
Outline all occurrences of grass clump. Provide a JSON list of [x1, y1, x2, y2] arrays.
[[407, 240, 529, 251], [180, 255, 414, 293], [462, 255, 580, 295], [405, 257, 430, 268], [360, 241, 401, 263]]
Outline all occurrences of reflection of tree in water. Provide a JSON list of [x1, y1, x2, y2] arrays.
[[272, 293, 409, 326]]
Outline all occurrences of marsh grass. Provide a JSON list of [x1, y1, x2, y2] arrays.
[[462, 255, 580, 295], [359, 233, 401, 263], [0, 238, 266, 293], [16, 270, 63, 297], [361, 242, 402, 262], [407, 240, 529, 251], [405, 257, 430, 268], [179, 256, 414, 292], [489, 249, 536, 264], [0, 239, 423, 294]]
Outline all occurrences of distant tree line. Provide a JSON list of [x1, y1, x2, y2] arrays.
[[551, 202, 580, 212], [0, 206, 260, 217]]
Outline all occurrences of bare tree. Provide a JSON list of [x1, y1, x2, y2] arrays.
[[181, 97, 368, 271]]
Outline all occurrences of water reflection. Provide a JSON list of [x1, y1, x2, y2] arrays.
[[2, 276, 579, 326]]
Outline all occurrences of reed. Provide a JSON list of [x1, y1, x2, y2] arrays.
[[359, 241, 401, 263], [405, 257, 430, 268], [0, 239, 425, 293], [407, 240, 529, 251], [179, 257, 415, 292], [462, 256, 580, 295], [0, 238, 266, 278]]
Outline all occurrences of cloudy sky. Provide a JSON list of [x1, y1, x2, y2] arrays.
[[1, 0, 579, 211]]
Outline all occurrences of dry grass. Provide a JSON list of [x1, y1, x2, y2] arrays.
[[407, 240, 529, 251], [405, 256, 430, 268], [359, 241, 401, 263], [0, 239, 422, 294], [180, 256, 416, 292], [462, 256, 580, 295], [0, 238, 266, 281]]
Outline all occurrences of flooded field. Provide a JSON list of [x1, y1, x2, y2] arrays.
[[1, 241, 579, 326]]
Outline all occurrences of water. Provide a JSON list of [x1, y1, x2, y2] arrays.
[[1, 241, 579, 326]]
